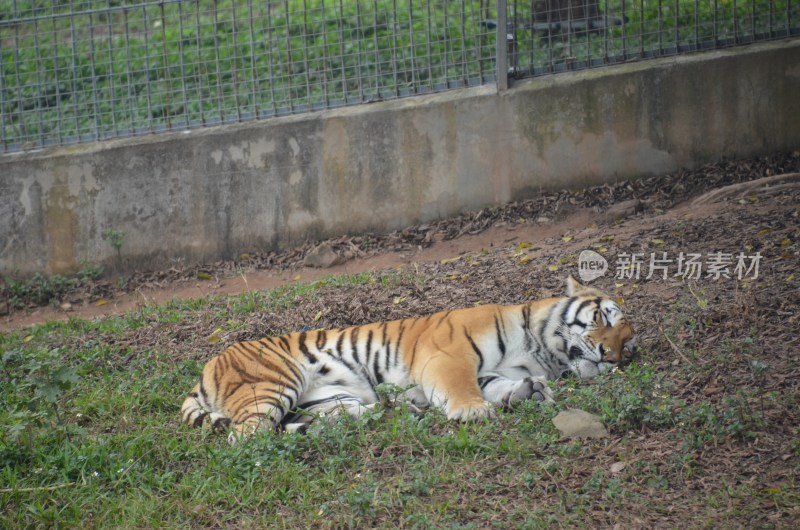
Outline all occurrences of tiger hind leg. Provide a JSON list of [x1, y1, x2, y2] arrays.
[[226, 382, 298, 445], [282, 394, 376, 434], [479, 374, 554, 408]]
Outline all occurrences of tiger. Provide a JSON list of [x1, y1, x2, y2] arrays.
[[181, 275, 637, 444]]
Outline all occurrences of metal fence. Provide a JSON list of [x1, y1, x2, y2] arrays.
[[1, 1, 797, 153]]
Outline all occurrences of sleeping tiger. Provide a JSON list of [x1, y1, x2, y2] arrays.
[[181, 275, 636, 444]]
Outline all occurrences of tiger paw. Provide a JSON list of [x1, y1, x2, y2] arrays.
[[446, 399, 495, 421], [507, 377, 554, 406]]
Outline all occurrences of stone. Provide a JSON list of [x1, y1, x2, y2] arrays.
[[552, 409, 609, 439], [303, 242, 347, 268]]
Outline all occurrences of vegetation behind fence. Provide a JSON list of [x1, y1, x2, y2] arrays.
[[1, 0, 797, 153]]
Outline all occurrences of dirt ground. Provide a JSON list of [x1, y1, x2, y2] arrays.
[[2, 151, 798, 526]]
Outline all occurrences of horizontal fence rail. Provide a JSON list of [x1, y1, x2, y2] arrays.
[[1, 0, 798, 153]]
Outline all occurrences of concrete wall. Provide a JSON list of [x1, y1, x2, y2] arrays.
[[2, 38, 799, 276]]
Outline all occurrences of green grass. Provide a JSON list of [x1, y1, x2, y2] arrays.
[[2, 0, 797, 150], [2, 271, 796, 527]]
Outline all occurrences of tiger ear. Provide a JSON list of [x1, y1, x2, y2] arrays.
[[566, 275, 585, 296]]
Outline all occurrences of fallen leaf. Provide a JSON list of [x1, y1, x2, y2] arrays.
[[208, 328, 223, 345]]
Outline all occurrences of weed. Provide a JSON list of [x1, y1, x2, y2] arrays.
[[102, 228, 126, 263]]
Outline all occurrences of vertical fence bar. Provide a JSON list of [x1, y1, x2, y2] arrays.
[[88, 10, 100, 140], [355, 1, 365, 102], [212, 1, 224, 122], [426, 0, 434, 92], [160, 1, 172, 128], [52, 14, 63, 146], [143, 4, 155, 132], [69, 2, 80, 141], [391, 0, 399, 98], [177, 0, 190, 127], [284, 1, 294, 112], [302, 0, 312, 110], [230, 0, 241, 121], [0, 24, 7, 151], [372, 0, 381, 96], [246, 0, 259, 119], [266, 2, 277, 115], [407, 0, 417, 94], [496, 0, 508, 90], [337, 0, 348, 103], [12, 0, 26, 145], [124, 8, 136, 134], [106, 0, 118, 137], [460, 1, 467, 84], [320, 0, 330, 107], [33, 11, 45, 143], [195, 2, 207, 126]]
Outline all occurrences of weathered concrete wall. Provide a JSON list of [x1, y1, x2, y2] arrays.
[[2, 38, 799, 275]]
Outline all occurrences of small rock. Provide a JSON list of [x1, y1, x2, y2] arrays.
[[601, 199, 643, 223], [552, 409, 609, 439], [303, 242, 347, 268]]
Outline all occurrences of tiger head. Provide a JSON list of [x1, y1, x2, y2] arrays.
[[559, 275, 638, 378]]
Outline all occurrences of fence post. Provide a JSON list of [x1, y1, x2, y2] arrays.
[[496, 0, 508, 91]]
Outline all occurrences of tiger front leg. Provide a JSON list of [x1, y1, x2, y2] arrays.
[[479, 374, 554, 408], [413, 354, 494, 421]]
